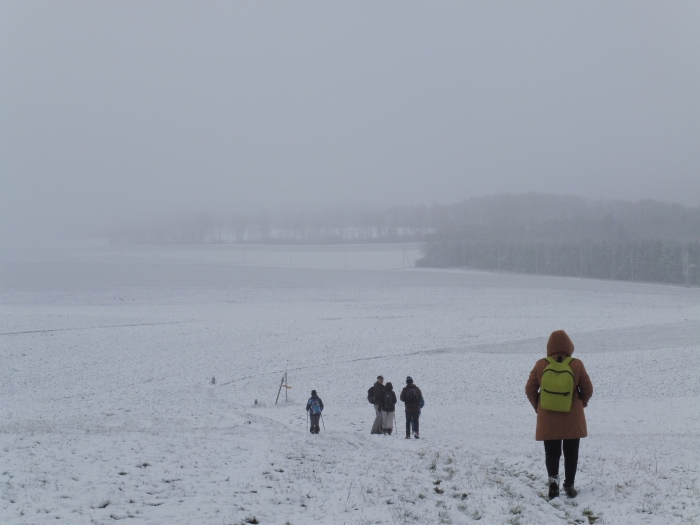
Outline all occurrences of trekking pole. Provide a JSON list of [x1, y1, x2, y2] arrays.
[[321, 414, 326, 433], [306, 410, 309, 430]]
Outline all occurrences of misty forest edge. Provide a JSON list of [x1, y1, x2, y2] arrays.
[[106, 193, 700, 287]]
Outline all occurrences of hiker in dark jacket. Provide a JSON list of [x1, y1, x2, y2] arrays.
[[369, 375, 385, 434], [380, 382, 397, 435], [306, 390, 324, 434], [525, 330, 593, 499], [400, 376, 424, 439]]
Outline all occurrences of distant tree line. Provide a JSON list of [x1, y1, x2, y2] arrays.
[[105, 193, 700, 285], [107, 206, 439, 245], [420, 193, 700, 242], [418, 239, 700, 285], [417, 194, 700, 286]]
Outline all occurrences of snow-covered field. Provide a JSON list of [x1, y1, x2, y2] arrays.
[[2, 244, 700, 524]]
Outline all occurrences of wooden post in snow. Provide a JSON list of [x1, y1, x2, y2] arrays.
[[275, 375, 285, 404]]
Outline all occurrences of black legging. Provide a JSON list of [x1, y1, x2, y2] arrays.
[[543, 439, 580, 486]]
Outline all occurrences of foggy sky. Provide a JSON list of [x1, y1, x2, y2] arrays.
[[1, 1, 699, 242]]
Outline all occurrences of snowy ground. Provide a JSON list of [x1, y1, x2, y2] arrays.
[[2, 244, 700, 524]]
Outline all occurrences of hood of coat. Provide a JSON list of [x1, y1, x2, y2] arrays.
[[385, 382, 393, 391], [547, 330, 574, 357]]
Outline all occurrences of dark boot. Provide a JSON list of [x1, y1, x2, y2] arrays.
[[387, 428, 392, 435], [405, 433, 410, 439], [548, 476, 559, 500], [564, 483, 577, 498]]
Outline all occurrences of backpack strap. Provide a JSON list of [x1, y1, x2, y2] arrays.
[[545, 356, 575, 365]]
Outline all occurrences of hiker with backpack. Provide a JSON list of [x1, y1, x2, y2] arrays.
[[368, 375, 385, 434], [525, 330, 593, 500], [400, 376, 424, 439], [380, 382, 397, 435], [306, 390, 324, 434]]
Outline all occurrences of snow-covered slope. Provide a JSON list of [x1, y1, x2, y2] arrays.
[[1, 246, 699, 524]]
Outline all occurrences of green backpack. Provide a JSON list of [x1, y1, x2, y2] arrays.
[[540, 357, 575, 412]]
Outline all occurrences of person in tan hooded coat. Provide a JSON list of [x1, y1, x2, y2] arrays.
[[525, 330, 593, 499]]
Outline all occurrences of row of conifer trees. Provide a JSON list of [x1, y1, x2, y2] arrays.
[[417, 239, 700, 286]]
